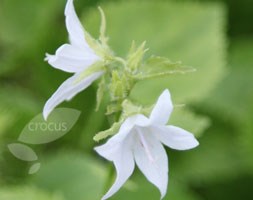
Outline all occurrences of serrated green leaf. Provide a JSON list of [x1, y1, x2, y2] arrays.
[[134, 56, 195, 80], [83, 1, 226, 105]]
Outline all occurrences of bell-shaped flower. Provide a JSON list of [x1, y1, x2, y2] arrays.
[[43, 0, 103, 119], [95, 89, 199, 200]]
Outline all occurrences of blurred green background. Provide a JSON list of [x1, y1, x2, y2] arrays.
[[0, 0, 253, 199]]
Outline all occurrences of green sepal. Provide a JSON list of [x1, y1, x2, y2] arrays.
[[96, 77, 106, 111], [84, 30, 113, 60], [93, 121, 122, 142], [106, 102, 121, 115], [98, 7, 108, 47], [134, 56, 196, 80], [121, 99, 152, 118], [109, 71, 129, 101], [73, 61, 105, 84], [83, 8, 113, 60], [127, 41, 148, 73], [121, 99, 141, 117]]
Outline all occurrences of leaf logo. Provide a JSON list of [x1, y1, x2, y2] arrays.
[[7, 108, 81, 174]]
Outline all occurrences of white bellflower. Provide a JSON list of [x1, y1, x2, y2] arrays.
[[43, 0, 103, 119], [95, 89, 199, 200]]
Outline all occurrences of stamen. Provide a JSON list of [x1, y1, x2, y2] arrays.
[[137, 128, 155, 162]]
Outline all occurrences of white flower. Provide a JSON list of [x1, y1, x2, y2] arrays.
[[95, 89, 199, 200], [43, 0, 103, 119]]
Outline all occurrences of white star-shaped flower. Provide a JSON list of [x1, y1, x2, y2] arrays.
[[43, 0, 103, 119], [95, 89, 199, 200]]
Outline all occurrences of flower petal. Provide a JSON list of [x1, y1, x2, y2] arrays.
[[65, 0, 89, 48], [155, 125, 199, 150], [95, 136, 135, 200], [95, 114, 150, 152], [94, 130, 131, 161], [43, 71, 103, 120], [133, 128, 168, 199], [127, 114, 150, 127], [150, 89, 173, 125], [94, 115, 144, 160], [45, 44, 100, 73]]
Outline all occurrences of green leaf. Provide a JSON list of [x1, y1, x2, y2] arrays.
[[202, 38, 253, 122], [169, 107, 210, 137], [0, 186, 64, 200], [83, 1, 226, 105], [171, 121, 249, 183], [135, 56, 196, 80], [199, 38, 253, 169]]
